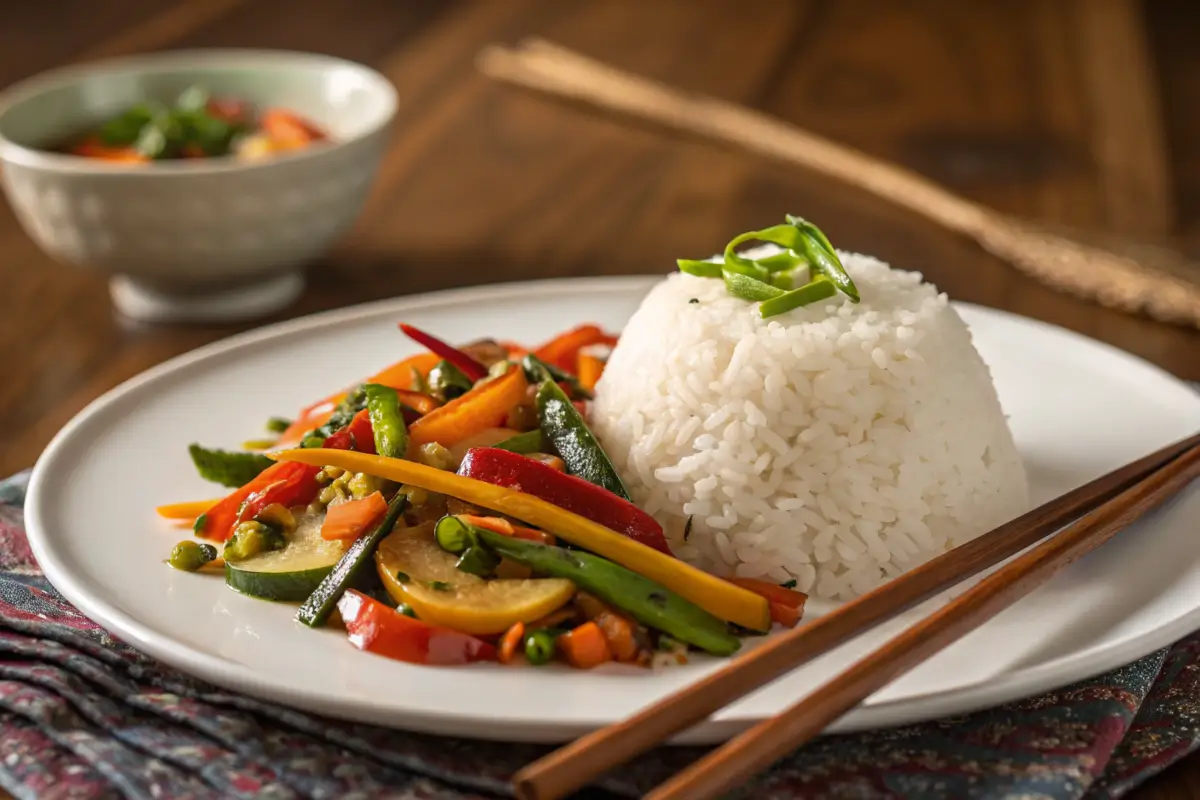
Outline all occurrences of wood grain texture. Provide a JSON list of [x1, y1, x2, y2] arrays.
[[0, 1, 1198, 796], [1072, 0, 1174, 234]]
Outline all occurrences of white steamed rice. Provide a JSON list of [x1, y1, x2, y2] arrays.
[[590, 252, 1029, 602]]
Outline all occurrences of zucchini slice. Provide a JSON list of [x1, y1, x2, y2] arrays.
[[297, 491, 408, 628], [225, 512, 347, 602]]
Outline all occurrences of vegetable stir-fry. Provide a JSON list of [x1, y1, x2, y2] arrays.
[[58, 85, 328, 164], [157, 322, 806, 669]]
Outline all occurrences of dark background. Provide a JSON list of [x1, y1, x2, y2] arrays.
[[1, 1, 1199, 793]]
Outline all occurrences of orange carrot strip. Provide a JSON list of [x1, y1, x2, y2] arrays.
[[320, 492, 388, 541], [498, 621, 525, 664], [407, 367, 528, 448], [724, 577, 808, 609], [576, 353, 605, 391], [769, 601, 804, 628], [369, 352, 442, 391], [458, 515, 555, 546], [155, 499, 221, 520], [559, 622, 613, 669], [533, 325, 612, 372]]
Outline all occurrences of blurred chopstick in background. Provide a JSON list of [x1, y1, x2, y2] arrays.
[[478, 39, 1200, 329]]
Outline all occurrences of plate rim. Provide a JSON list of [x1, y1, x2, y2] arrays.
[[24, 275, 1200, 742]]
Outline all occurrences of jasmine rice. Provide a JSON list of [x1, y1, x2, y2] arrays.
[[591, 253, 1029, 602]]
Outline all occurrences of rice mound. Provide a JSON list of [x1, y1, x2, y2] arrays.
[[591, 253, 1029, 601]]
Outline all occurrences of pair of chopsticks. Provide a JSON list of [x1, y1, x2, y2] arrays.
[[513, 430, 1200, 800]]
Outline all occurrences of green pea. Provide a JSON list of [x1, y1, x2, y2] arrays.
[[524, 629, 558, 666], [168, 541, 217, 572]]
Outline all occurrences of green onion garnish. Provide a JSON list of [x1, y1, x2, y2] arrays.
[[676, 215, 859, 318]]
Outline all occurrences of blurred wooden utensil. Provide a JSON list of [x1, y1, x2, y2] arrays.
[[478, 38, 1200, 329]]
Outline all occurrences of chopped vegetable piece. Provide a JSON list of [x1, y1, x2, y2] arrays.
[[260, 108, 326, 146], [155, 499, 221, 520], [399, 323, 488, 381], [296, 491, 408, 628], [273, 448, 770, 631], [558, 622, 613, 669], [595, 609, 639, 662], [520, 354, 591, 400], [758, 277, 837, 318], [434, 515, 472, 554], [187, 444, 274, 488], [498, 621, 525, 664], [427, 360, 474, 402], [337, 590, 495, 666], [223, 521, 286, 563], [456, 514, 556, 546], [475, 529, 739, 655], [321, 491, 389, 541], [535, 379, 629, 500], [577, 352, 605, 392], [225, 513, 346, 601], [492, 429, 546, 454], [523, 628, 558, 665], [407, 366, 528, 448], [455, 545, 501, 578], [725, 576, 808, 628], [363, 384, 407, 458], [168, 541, 217, 572], [532, 325, 617, 372], [195, 461, 319, 541], [458, 447, 668, 553], [528, 453, 566, 472], [374, 522, 575, 635], [266, 417, 293, 433]]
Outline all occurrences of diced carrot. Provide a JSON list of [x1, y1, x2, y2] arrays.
[[155, 499, 221, 520], [320, 491, 388, 541], [533, 325, 614, 372], [559, 622, 613, 669], [498, 621, 525, 664], [459, 515, 556, 546], [261, 108, 326, 146], [527, 453, 566, 472], [596, 611, 639, 662], [407, 367, 528, 448], [577, 352, 605, 391]]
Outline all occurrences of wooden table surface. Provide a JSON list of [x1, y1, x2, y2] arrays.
[[2, 0, 1198, 797]]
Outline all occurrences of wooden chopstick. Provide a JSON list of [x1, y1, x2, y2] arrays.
[[513, 431, 1200, 800], [645, 440, 1200, 800]]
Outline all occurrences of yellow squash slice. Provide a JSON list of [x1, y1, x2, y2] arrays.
[[374, 522, 576, 635]]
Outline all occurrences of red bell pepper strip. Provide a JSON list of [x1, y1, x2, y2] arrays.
[[398, 323, 488, 382], [338, 590, 496, 665], [195, 461, 318, 541], [198, 410, 377, 540], [457, 447, 673, 555]]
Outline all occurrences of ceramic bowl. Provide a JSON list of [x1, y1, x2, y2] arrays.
[[0, 49, 397, 322]]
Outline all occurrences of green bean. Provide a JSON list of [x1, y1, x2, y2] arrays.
[[427, 360, 473, 402], [168, 541, 217, 572], [434, 515, 472, 554], [536, 378, 629, 499], [524, 629, 558, 665], [363, 383, 407, 458], [492, 429, 547, 454]]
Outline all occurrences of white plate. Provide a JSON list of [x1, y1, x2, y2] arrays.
[[25, 277, 1200, 744]]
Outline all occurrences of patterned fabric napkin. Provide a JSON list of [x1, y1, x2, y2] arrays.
[[2, 470, 1199, 800]]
